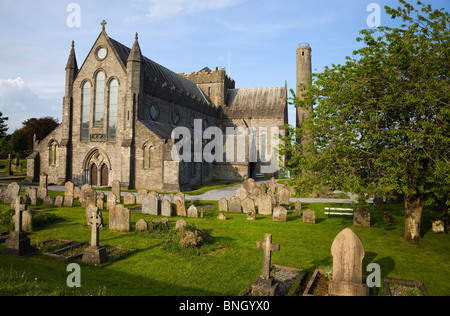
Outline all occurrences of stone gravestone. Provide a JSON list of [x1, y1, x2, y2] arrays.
[[124, 193, 136, 205], [303, 209, 316, 224], [242, 198, 255, 215], [54, 195, 64, 208], [136, 219, 148, 232], [81, 188, 97, 209], [65, 181, 74, 197], [174, 200, 186, 217], [107, 193, 117, 210], [136, 189, 148, 205], [5, 154, 12, 176], [328, 228, 368, 296], [5, 182, 20, 204], [142, 193, 159, 215], [109, 205, 131, 232], [187, 204, 198, 218], [27, 187, 38, 206], [236, 187, 248, 201], [258, 194, 273, 216], [253, 234, 280, 296], [64, 196, 73, 207], [3, 197, 36, 256], [353, 206, 371, 228], [273, 206, 287, 222], [82, 206, 108, 265], [279, 188, 290, 208], [294, 201, 302, 216], [228, 197, 242, 213], [74, 186, 81, 199], [39, 173, 48, 189], [218, 198, 228, 213], [161, 199, 172, 217], [43, 195, 55, 206], [112, 180, 121, 203]]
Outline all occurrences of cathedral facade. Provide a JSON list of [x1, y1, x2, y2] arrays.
[[25, 23, 308, 191]]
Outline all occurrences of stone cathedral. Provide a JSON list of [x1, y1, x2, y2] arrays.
[[25, 22, 311, 191]]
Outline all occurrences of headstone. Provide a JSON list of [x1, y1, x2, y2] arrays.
[[39, 173, 48, 189], [5, 154, 12, 176], [373, 195, 384, 211], [187, 205, 198, 218], [258, 194, 272, 215], [136, 189, 148, 204], [242, 198, 256, 215], [109, 205, 131, 232], [161, 199, 172, 217], [73, 186, 81, 199], [229, 197, 242, 213], [328, 228, 368, 296], [247, 209, 256, 220], [253, 234, 280, 296], [27, 188, 37, 206], [112, 180, 121, 203], [81, 188, 97, 209], [96, 197, 104, 211], [174, 200, 186, 217], [294, 201, 302, 216], [107, 193, 117, 210], [3, 197, 36, 256], [142, 193, 158, 215], [43, 195, 55, 206], [124, 193, 136, 205], [65, 181, 74, 197], [217, 213, 227, 221], [268, 177, 276, 195], [21, 210, 33, 232], [5, 182, 20, 204], [136, 219, 148, 232], [64, 196, 74, 207], [353, 206, 371, 228], [303, 209, 315, 224], [54, 195, 64, 207], [218, 198, 228, 213], [86, 203, 100, 225], [175, 218, 188, 231], [273, 206, 287, 222], [279, 188, 290, 207], [236, 187, 248, 201], [82, 206, 108, 265], [37, 187, 48, 201]]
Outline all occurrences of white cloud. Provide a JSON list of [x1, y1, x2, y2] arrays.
[[147, 0, 245, 19], [0, 77, 61, 133]]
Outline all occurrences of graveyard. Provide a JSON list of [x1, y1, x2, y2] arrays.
[[0, 178, 449, 296]]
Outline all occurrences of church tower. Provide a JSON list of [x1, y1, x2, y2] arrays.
[[296, 44, 312, 128]]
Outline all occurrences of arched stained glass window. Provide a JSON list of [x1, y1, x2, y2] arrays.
[[108, 79, 118, 141], [81, 82, 91, 141], [94, 71, 105, 126]]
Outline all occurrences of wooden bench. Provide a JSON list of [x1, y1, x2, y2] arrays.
[[324, 207, 354, 218]]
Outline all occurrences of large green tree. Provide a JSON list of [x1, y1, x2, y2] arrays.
[[282, 0, 450, 242]]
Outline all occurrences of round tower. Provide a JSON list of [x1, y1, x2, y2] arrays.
[[296, 43, 312, 128]]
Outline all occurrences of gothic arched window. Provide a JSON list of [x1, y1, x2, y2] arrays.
[[143, 144, 154, 169], [108, 79, 118, 141], [49, 141, 58, 166], [94, 71, 105, 126], [81, 81, 91, 141]]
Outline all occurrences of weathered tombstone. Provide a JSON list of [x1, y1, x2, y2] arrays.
[[353, 206, 371, 228], [65, 181, 74, 197], [259, 194, 273, 216], [5, 182, 20, 204], [217, 213, 227, 221], [64, 196, 74, 207], [268, 177, 276, 195], [373, 195, 384, 211], [112, 180, 121, 203], [145, 193, 159, 215], [187, 204, 198, 218], [107, 193, 117, 210], [96, 196, 104, 211], [136, 219, 148, 232], [229, 197, 242, 213], [175, 218, 188, 231], [43, 195, 55, 206], [21, 210, 33, 232], [273, 206, 287, 222], [236, 187, 248, 201], [242, 198, 256, 215], [328, 228, 368, 296], [82, 207, 108, 265], [73, 186, 81, 199], [303, 209, 316, 224], [109, 205, 131, 232], [124, 193, 136, 205], [253, 234, 280, 296], [136, 189, 148, 204], [39, 173, 48, 189], [161, 199, 172, 217], [294, 201, 302, 216], [54, 195, 64, 208], [218, 198, 228, 213], [174, 200, 186, 217], [247, 209, 256, 220], [279, 188, 290, 207], [86, 203, 99, 225], [5, 154, 12, 176], [81, 188, 97, 209], [37, 187, 48, 201], [3, 197, 36, 256], [27, 187, 38, 206]]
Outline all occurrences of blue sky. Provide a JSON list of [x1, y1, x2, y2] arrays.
[[0, 0, 448, 132]]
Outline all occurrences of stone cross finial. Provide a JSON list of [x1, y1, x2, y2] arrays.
[[101, 20, 107, 32], [256, 234, 280, 280], [88, 209, 103, 247], [14, 196, 22, 232]]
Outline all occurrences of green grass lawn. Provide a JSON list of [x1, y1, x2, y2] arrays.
[[0, 196, 449, 296]]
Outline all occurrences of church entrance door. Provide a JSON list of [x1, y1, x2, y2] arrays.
[[91, 164, 98, 186], [101, 164, 109, 187]]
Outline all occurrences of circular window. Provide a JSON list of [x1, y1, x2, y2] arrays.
[[96, 47, 108, 60], [149, 104, 160, 121], [172, 109, 180, 125]]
